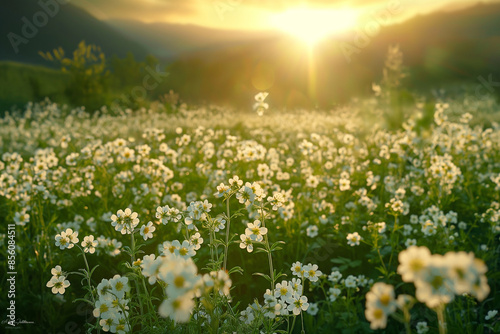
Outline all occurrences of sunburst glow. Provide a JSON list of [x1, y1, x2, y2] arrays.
[[272, 8, 358, 45]]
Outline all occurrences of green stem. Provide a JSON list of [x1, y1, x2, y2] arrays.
[[290, 315, 297, 334], [260, 204, 275, 289], [78, 246, 100, 334], [223, 197, 231, 271], [436, 304, 447, 334], [131, 232, 144, 321]]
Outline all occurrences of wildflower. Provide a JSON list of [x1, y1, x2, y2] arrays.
[[485, 310, 498, 321], [328, 287, 341, 302], [306, 225, 319, 238], [140, 221, 156, 241], [190, 232, 204, 250], [328, 271, 342, 283], [339, 178, 351, 191], [291, 261, 304, 277], [93, 299, 115, 319], [303, 263, 322, 282], [397, 246, 431, 283], [414, 255, 455, 308], [46, 276, 70, 294], [236, 185, 255, 204], [287, 295, 309, 315], [55, 228, 79, 250], [110, 275, 130, 300], [405, 238, 417, 248], [229, 175, 243, 187], [239, 234, 254, 253], [416, 321, 429, 334], [14, 210, 30, 226], [245, 220, 268, 242], [274, 280, 293, 302], [290, 278, 303, 295], [173, 240, 196, 259], [253, 92, 269, 116], [346, 232, 361, 246], [81, 235, 98, 254], [111, 208, 139, 234], [240, 306, 256, 324], [365, 283, 397, 317], [214, 183, 230, 198], [159, 293, 195, 323], [141, 254, 162, 285], [307, 303, 319, 316], [344, 275, 357, 288], [51, 265, 64, 279], [267, 192, 285, 210]]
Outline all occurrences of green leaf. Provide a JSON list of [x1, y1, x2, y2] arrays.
[[228, 266, 244, 275], [253, 272, 272, 282], [349, 260, 362, 268]]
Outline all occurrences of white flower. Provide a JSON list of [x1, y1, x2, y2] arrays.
[[328, 287, 341, 302], [55, 228, 79, 250], [274, 280, 293, 302], [173, 240, 196, 258], [239, 234, 254, 253], [140, 221, 156, 241], [328, 271, 342, 283], [287, 295, 309, 315], [109, 275, 130, 300], [158, 294, 195, 323], [190, 232, 204, 250], [306, 225, 319, 238], [291, 261, 304, 277], [81, 235, 98, 254], [346, 232, 361, 246], [46, 276, 70, 294], [485, 310, 498, 321], [51, 265, 64, 278], [245, 220, 268, 242], [416, 321, 429, 334], [397, 246, 431, 283], [303, 263, 322, 282]]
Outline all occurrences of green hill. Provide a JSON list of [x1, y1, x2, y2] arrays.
[[0, 61, 68, 112]]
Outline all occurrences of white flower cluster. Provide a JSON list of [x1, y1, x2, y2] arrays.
[[46, 265, 70, 295], [93, 275, 131, 333], [141, 253, 231, 323], [110, 208, 139, 235], [398, 246, 489, 308]]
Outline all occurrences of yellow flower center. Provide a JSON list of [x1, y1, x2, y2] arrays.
[[409, 259, 424, 272], [174, 276, 185, 288], [373, 308, 384, 319], [431, 275, 444, 290], [380, 294, 391, 306]]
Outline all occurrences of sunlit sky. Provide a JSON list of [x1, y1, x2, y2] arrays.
[[74, 0, 493, 31]]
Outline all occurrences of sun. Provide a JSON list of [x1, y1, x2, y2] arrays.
[[272, 8, 358, 45]]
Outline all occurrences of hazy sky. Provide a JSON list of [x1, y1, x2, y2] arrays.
[[73, 0, 495, 30]]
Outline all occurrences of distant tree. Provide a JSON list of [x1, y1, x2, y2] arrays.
[[39, 41, 110, 110]]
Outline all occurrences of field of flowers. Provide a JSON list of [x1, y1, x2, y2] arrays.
[[0, 95, 499, 334]]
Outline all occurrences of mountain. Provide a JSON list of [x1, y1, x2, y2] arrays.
[[0, 0, 148, 65], [107, 20, 280, 60], [160, 2, 500, 108]]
